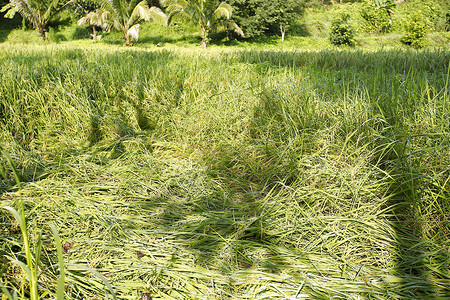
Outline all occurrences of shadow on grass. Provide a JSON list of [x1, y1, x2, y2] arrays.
[[0, 13, 22, 43], [99, 33, 201, 47], [388, 153, 449, 298], [139, 93, 302, 281], [138, 34, 200, 46], [129, 88, 300, 277], [0, 147, 52, 196], [233, 49, 449, 75], [136, 144, 295, 275], [375, 122, 450, 298]]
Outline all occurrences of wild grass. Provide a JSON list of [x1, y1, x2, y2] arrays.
[[0, 43, 449, 299]]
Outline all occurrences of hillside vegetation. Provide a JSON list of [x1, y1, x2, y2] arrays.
[[0, 0, 449, 49]]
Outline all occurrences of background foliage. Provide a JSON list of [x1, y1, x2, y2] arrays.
[[400, 11, 431, 49], [329, 12, 355, 45], [226, 0, 306, 38], [1, 0, 449, 45]]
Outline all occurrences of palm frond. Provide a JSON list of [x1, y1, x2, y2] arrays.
[[232, 21, 244, 37], [127, 0, 139, 15], [78, 9, 113, 30], [166, 4, 187, 25], [129, 3, 167, 27], [126, 23, 140, 42], [164, 3, 184, 14], [184, 4, 200, 23], [211, 2, 232, 21], [1, 2, 19, 19], [159, 0, 188, 8], [11, 0, 40, 27], [100, 9, 114, 31], [113, 18, 122, 31], [101, 0, 126, 25], [148, 6, 168, 25], [77, 15, 91, 26], [211, 19, 244, 37], [128, 0, 149, 26], [43, 0, 62, 22]]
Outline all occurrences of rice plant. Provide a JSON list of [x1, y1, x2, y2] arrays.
[[0, 43, 449, 299]]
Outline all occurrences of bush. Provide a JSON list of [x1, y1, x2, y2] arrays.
[[329, 13, 355, 46], [47, 26, 67, 43], [401, 12, 431, 48], [360, 1, 391, 34], [69, 26, 91, 40], [394, 0, 448, 33], [227, 0, 306, 39]]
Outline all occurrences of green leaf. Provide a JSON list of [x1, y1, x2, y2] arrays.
[[5, 258, 32, 280], [0, 149, 21, 188], [65, 263, 117, 300], [212, 2, 232, 21], [50, 224, 65, 300]]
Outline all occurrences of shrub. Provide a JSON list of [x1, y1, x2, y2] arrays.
[[70, 26, 91, 40], [360, 1, 391, 34], [47, 26, 67, 43], [401, 12, 431, 48], [227, 0, 306, 39], [329, 13, 355, 46], [394, 0, 448, 32]]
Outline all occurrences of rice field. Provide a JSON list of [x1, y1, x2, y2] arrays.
[[0, 43, 449, 299]]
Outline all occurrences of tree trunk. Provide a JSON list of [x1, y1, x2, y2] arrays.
[[38, 25, 47, 40], [201, 25, 207, 48], [124, 25, 131, 46], [280, 23, 286, 42], [125, 35, 132, 46]]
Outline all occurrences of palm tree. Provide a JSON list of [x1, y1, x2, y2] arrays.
[[8, 0, 73, 39], [100, 0, 167, 46], [77, 8, 112, 40], [162, 0, 243, 48]]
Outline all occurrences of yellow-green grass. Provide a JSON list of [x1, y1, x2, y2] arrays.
[[0, 43, 449, 299]]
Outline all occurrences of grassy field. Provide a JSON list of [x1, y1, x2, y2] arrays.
[[0, 41, 449, 299]]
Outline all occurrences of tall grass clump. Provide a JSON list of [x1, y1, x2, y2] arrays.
[[0, 43, 449, 299]]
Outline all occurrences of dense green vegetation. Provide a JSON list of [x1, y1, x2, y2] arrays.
[[0, 0, 449, 299], [0, 43, 449, 299]]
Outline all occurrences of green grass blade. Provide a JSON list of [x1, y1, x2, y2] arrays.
[[50, 224, 65, 300], [0, 282, 16, 300], [0, 149, 21, 188], [2, 205, 38, 299], [65, 263, 117, 299]]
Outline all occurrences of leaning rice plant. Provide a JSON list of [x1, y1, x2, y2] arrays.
[[0, 148, 117, 299], [1, 205, 117, 299], [1, 204, 40, 300], [0, 43, 448, 298]]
